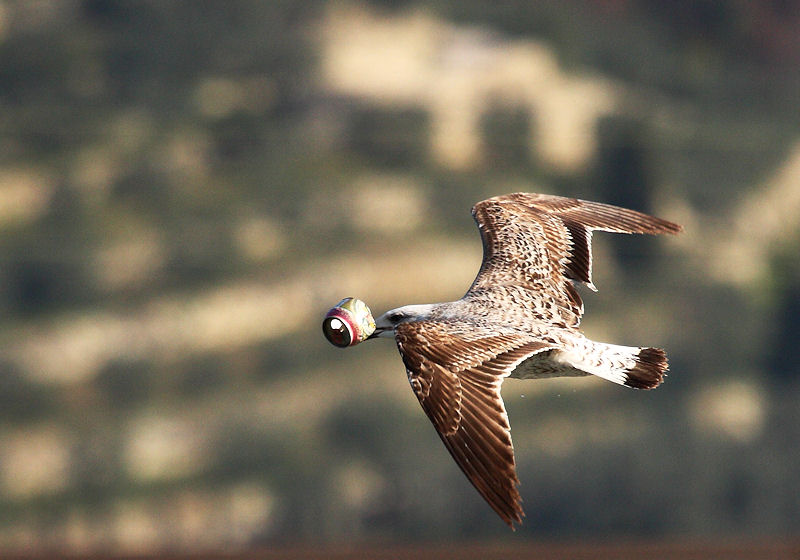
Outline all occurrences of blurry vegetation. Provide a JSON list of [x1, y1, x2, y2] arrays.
[[0, 0, 799, 553]]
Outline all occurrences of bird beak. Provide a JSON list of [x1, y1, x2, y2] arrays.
[[366, 327, 387, 340]]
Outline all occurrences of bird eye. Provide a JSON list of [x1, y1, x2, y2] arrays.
[[389, 312, 403, 322], [323, 316, 353, 347]]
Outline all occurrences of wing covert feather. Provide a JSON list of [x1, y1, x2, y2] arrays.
[[469, 193, 681, 324], [395, 320, 553, 527]]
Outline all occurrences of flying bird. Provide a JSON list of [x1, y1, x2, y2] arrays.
[[322, 193, 681, 528]]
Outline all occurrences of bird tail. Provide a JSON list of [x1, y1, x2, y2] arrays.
[[553, 341, 668, 390]]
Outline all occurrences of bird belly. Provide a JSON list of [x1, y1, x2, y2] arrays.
[[510, 351, 590, 380]]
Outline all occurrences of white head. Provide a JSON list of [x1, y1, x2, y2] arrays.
[[371, 304, 436, 338]]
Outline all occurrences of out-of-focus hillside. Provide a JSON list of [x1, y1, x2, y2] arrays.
[[0, 0, 799, 554]]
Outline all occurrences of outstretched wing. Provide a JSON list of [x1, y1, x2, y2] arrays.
[[469, 193, 682, 325], [394, 320, 554, 527]]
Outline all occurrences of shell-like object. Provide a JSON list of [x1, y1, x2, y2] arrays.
[[322, 297, 376, 347]]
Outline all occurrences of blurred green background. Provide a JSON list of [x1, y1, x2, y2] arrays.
[[1, 0, 799, 555]]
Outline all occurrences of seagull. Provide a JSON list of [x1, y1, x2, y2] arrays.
[[322, 192, 682, 527]]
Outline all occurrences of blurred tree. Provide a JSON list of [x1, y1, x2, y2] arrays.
[[481, 102, 532, 169], [347, 106, 430, 168]]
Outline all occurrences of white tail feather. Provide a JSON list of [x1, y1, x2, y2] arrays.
[[554, 340, 667, 390]]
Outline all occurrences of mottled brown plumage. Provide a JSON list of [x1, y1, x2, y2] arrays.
[[469, 193, 682, 326], [395, 321, 553, 525], [357, 193, 681, 527]]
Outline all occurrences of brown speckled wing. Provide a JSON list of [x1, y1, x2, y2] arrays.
[[394, 320, 554, 527], [469, 193, 682, 324]]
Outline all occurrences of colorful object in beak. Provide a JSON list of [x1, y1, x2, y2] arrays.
[[322, 297, 376, 347]]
